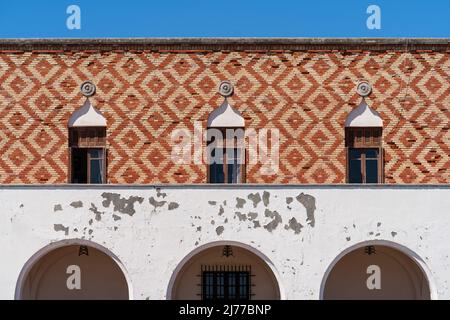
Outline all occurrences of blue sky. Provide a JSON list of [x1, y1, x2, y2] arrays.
[[0, 0, 449, 38]]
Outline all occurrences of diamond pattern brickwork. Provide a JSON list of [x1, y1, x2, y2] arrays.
[[0, 46, 448, 184]]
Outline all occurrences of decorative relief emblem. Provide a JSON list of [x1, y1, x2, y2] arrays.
[[218, 81, 234, 98], [356, 81, 372, 97], [80, 81, 96, 97]]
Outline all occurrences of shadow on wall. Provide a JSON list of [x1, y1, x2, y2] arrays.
[[15, 239, 131, 300], [321, 241, 432, 300]]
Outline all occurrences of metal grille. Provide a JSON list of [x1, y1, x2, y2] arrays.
[[199, 265, 253, 300]]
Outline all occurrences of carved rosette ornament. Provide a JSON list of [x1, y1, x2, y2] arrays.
[[356, 81, 372, 97], [80, 81, 96, 97], [218, 80, 234, 98]]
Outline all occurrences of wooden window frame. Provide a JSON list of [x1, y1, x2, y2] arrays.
[[345, 127, 384, 183], [68, 127, 107, 184], [206, 127, 246, 184], [69, 127, 106, 148]]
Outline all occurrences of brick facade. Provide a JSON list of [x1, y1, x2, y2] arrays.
[[0, 39, 448, 184]]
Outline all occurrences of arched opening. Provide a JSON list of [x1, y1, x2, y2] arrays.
[[169, 242, 281, 300], [322, 243, 431, 300], [16, 241, 130, 300]]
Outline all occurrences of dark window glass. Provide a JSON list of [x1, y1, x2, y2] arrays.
[[217, 272, 225, 299], [71, 148, 105, 184], [71, 148, 87, 183], [209, 149, 224, 183], [204, 273, 213, 299], [227, 148, 241, 183], [348, 148, 379, 183], [209, 147, 243, 183], [365, 148, 379, 159], [89, 149, 104, 184], [202, 271, 250, 300], [239, 273, 248, 297], [210, 163, 224, 183], [348, 149, 363, 183], [366, 159, 378, 183]]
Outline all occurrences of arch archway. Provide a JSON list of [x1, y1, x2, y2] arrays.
[[321, 241, 432, 300], [16, 240, 131, 300], [168, 241, 282, 300]]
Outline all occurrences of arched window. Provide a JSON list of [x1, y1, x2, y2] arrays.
[[206, 81, 245, 183], [68, 82, 107, 184], [345, 84, 383, 183]]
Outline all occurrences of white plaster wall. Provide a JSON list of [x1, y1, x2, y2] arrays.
[[0, 185, 449, 300]]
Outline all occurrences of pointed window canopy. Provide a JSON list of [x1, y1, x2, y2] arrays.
[[344, 99, 383, 127], [207, 99, 245, 128], [207, 81, 244, 128], [345, 81, 383, 128], [68, 98, 107, 127], [68, 81, 106, 127]]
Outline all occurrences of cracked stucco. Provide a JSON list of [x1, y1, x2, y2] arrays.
[[0, 185, 448, 300]]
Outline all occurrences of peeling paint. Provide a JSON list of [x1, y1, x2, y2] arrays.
[[168, 202, 179, 210], [218, 205, 224, 216], [149, 197, 166, 211], [263, 209, 282, 232], [54, 224, 69, 235], [53, 204, 62, 212], [208, 201, 217, 206], [248, 212, 258, 221], [286, 197, 293, 204], [112, 214, 121, 221], [391, 231, 397, 237], [196, 226, 201, 232], [155, 188, 167, 198], [235, 211, 247, 221], [70, 201, 83, 208], [247, 193, 261, 208], [101, 193, 144, 216], [89, 203, 104, 221], [236, 197, 246, 209], [284, 217, 303, 234], [262, 191, 270, 207], [296, 193, 316, 227], [216, 226, 224, 235], [346, 236, 351, 241]]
